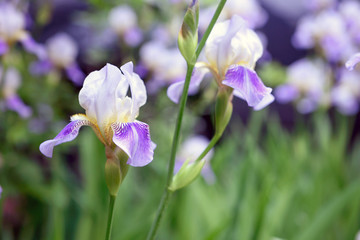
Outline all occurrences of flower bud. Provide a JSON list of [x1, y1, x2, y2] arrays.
[[105, 147, 129, 196], [178, 0, 199, 64], [215, 88, 233, 137], [169, 158, 205, 191]]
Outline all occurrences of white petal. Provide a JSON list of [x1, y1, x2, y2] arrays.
[[120, 61, 147, 120]]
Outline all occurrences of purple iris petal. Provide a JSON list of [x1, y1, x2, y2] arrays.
[[6, 95, 32, 118], [346, 52, 360, 71], [167, 67, 208, 103], [65, 63, 85, 86], [111, 121, 154, 167], [0, 39, 8, 55], [30, 60, 53, 75], [39, 119, 90, 158], [223, 65, 273, 110], [20, 36, 47, 60]]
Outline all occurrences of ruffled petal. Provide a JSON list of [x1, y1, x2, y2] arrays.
[[346, 52, 360, 71], [167, 67, 208, 103], [111, 121, 154, 167], [39, 115, 91, 158], [223, 65, 273, 110]]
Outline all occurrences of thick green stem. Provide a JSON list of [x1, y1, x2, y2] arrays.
[[105, 195, 116, 240], [146, 1, 227, 239]]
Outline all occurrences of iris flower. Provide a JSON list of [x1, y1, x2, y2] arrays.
[[0, 2, 45, 58], [40, 62, 155, 167], [167, 15, 274, 110]]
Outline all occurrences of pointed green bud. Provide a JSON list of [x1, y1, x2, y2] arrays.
[[215, 88, 233, 137], [178, 0, 199, 64], [169, 158, 205, 191], [104, 147, 129, 196]]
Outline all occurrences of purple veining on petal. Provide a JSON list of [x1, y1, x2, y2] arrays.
[[39, 119, 90, 158], [0, 39, 8, 55], [30, 60, 53, 75], [6, 95, 32, 118], [346, 52, 360, 71], [20, 36, 47, 60], [65, 63, 85, 86], [223, 65, 273, 110], [112, 120, 154, 167], [167, 67, 208, 104]]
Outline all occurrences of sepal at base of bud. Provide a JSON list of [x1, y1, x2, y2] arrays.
[[178, 0, 199, 64], [105, 147, 129, 196], [169, 158, 205, 191], [215, 88, 233, 137]]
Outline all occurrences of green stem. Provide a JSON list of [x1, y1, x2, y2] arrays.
[[195, 0, 227, 59], [146, 1, 227, 239], [195, 134, 221, 163], [105, 195, 116, 240]]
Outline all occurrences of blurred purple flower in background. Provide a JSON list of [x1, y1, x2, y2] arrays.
[[174, 135, 215, 184], [108, 5, 143, 47], [0, 185, 2, 198], [0, 1, 45, 58], [140, 40, 186, 94], [30, 33, 84, 85], [331, 69, 360, 115], [0, 66, 32, 118], [293, 10, 354, 62], [168, 15, 274, 110], [40, 62, 155, 167], [199, 0, 268, 32], [275, 58, 331, 113]]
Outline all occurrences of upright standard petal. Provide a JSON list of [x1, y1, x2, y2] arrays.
[[120, 62, 147, 119], [223, 65, 273, 110], [79, 63, 126, 131], [111, 121, 154, 167], [39, 116, 91, 158]]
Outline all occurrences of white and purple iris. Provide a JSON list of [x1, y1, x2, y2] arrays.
[[40, 62, 155, 167], [292, 8, 355, 62], [0, 66, 32, 118], [332, 68, 360, 115], [30, 33, 85, 86], [167, 15, 274, 110], [108, 5, 143, 47], [139, 40, 187, 94], [0, 2, 45, 58], [275, 58, 331, 113]]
